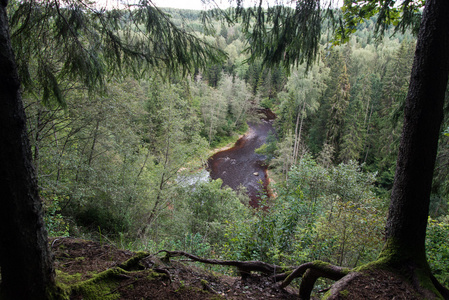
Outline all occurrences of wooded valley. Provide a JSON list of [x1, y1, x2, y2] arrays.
[[1, 0, 449, 299]]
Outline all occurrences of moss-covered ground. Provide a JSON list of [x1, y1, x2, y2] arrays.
[[49, 237, 445, 299], [50, 237, 298, 299]]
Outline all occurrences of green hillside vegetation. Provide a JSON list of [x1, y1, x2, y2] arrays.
[[27, 7, 448, 291], [1, 0, 449, 298], [23, 3, 449, 291]]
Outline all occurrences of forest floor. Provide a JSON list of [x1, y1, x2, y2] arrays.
[[51, 237, 421, 299]]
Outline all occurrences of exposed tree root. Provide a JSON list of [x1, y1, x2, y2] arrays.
[[358, 257, 449, 300], [280, 261, 350, 300], [156, 250, 353, 300], [431, 274, 449, 300], [155, 250, 292, 278], [155, 250, 449, 299], [323, 272, 362, 300]]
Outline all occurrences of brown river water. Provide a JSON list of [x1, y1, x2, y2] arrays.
[[207, 109, 275, 207]]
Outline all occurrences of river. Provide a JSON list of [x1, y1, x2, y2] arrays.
[[207, 109, 275, 207]]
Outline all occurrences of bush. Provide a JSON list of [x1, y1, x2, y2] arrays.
[[43, 194, 69, 237], [426, 216, 449, 286], [223, 156, 386, 268], [75, 201, 130, 235], [176, 179, 250, 246]]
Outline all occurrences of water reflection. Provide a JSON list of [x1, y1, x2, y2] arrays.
[[207, 109, 275, 207]]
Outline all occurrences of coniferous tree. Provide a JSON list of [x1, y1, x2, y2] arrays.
[[221, 0, 449, 296], [1, 3, 55, 298], [338, 91, 365, 163], [325, 54, 350, 162], [368, 40, 415, 186], [0, 0, 225, 296], [338, 65, 376, 163]]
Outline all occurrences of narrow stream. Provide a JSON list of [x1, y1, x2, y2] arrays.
[[207, 109, 275, 207]]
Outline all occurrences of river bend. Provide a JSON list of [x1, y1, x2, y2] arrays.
[[207, 110, 275, 207]]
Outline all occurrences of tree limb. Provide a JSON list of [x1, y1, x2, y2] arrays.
[[155, 250, 292, 277]]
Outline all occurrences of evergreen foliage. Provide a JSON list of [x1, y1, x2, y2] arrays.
[[8, 0, 226, 105], [6, 1, 449, 296]]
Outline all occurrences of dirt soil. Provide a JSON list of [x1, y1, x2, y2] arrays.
[[50, 238, 425, 299], [51, 238, 297, 299], [328, 269, 422, 300]]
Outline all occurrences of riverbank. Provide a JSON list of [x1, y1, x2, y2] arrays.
[[207, 123, 249, 155], [208, 132, 246, 155], [207, 117, 275, 207]]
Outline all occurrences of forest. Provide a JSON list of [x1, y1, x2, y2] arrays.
[[1, 0, 449, 299]]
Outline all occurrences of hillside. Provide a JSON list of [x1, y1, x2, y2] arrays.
[[51, 238, 421, 299]]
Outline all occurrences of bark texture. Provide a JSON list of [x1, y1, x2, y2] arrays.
[[0, 2, 55, 299], [385, 0, 449, 263]]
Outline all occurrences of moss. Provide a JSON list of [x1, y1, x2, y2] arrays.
[[313, 260, 350, 271], [415, 270, 443, 299], [200, 279, 209, 286], [354, 238, 442, 299], [53, 266, 171, 300], [310, 260, 351, 276], [119, 251, 149, 271], [322, 290, 331, 300], [354, 238, 429, 275], [339, 289, 349, 297], [56, 270, 83, 285], [70, 267, 128, 300], [146, 269, 169, 280], [46, 281, 71, 300], [379, 238, 428, 269]]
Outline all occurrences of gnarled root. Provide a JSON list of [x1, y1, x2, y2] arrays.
[[156, 251, 353, 299], [155, 250, 292, 278], [279, 261, 350, 300]]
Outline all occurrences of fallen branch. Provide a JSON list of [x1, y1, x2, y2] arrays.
[[155, 250, 292, 278]]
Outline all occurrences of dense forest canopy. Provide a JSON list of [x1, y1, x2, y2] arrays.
[[1, 0, 449, 298]]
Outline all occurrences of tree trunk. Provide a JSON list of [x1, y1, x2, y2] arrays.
[[33, 108, 43, 176], [0, 1, 55, 298], [381, 0, 449, 275], [87, 119, 100, 169], [293, 101, 306, 165]]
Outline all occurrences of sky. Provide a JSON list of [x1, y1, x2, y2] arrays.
[[151, 0, 340, 10], [95, 0, 233, 11], [151, 0, 234, 10], [152, 0, 207, 10], [96, 0, 340, 11]]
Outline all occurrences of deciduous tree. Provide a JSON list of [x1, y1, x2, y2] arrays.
[[0, 0, 224, 297], [219, 0, 449, 297]]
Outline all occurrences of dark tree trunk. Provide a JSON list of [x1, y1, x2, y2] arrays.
[[382, 0, 449, 268], [0, 1, 55, 299]]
